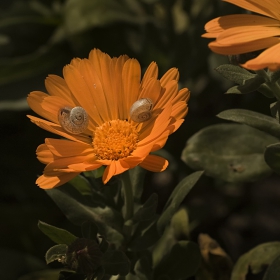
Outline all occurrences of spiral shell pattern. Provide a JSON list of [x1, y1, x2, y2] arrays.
[[58, 106, 89, 134], [130, 98, 153, 123]]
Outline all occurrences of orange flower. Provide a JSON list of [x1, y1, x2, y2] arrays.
[[202, 0, 280, 71], [27, 49, 190, 189]]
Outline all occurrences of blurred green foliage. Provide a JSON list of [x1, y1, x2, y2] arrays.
[[1, 0, 279, 279]]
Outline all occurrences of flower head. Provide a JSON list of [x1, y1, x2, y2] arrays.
[[202, 0, 280, 71], [27, 49, 190, 189]]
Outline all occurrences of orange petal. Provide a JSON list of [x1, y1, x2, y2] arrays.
[[112, 55, 130, 120], [68, 162, 102, 171], [44, 156, 95, 172], [167, 119, 185, 134], [45, 138, 93, 157], [103, 161, 117, 184], [141, 62, 158, 87], [160, 68, 179, 87], [36, 144, 55, 164], [27, 91, 58, 123], [217, 26, 280, 45], [36, 172, 80, 189], [171, 101, 188, 120], [89, 49, 117, 120], [155, 80, 178, 109], [242, 42, 280, 71], [139, 154, 168, 172], [122, 59, 141, 118], [172, 88, 190, 105], [150, 130, 169, 152], [223, 0, 280, 20], [63, 62, 104, 126], [209, 36, 280, 55], [138, 78, 161, 106], [203, 14, 280, 36], [45, 75, 74, 104], [138, 103, 172, 143]]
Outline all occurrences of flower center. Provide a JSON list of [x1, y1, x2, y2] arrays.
[[92, 120, 139, 160]]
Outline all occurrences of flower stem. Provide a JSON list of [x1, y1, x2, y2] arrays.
[[120, 171, 134, 221]]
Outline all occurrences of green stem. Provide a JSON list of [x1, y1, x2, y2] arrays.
[[120, 171, 134, 221]]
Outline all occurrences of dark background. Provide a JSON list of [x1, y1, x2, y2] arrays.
[[0, 0, 278, 279]]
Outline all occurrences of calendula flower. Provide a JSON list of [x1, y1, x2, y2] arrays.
[[27, 49, 190, 189], [202, 0, 280, 71]]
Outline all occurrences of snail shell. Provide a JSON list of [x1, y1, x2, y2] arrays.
[[130, 98, 153, 123], [58, 106, 89, 134]]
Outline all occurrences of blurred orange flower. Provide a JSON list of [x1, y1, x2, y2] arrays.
[[27, 49, 190, 189], [202, 0, 280, 71]]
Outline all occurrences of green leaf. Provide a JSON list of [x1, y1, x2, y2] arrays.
[[38, 221, 77, 245], [69, 175, 92, 196], [45, 244, 68, 265], [228, 76, 265, 94], [217, 109, 280, 138], [134, 251, 153, 280], [182, 124, 276, 182], [129, 166, 147, 203], [0, 43, 70, 86], [103, 250, 130, 276], [170, 207, 189, 239], [215, 64, 255, 85], [64, 0, 147, 35], [270, 101, 280, 121], [226, 86, 246, 94], [154, 241, 201, 280], [231, 242, 280, 280], [81, 221, 99, 240], [157, 171, 203, 233], [264, 143, 280, 174], [258, 83, 275, 98], [18, 269, 62, 280], [128, 219, 160, 251], [133, 193, 158, 222], [45, 188, 124, 247], [263, 254, 280, 280]]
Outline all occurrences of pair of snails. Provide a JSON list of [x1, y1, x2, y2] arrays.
[[58, 98, 154, 134]]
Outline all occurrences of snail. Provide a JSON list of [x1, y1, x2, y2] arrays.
[[58, 106, 89, 134], [130, 98, 153, 122]]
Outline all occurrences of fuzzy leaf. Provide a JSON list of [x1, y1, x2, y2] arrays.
[[45, 244, 68, 265], [182, 124, 276, 182], [157, 171, 203, 233], [263, 254, 280, 280], [231, 242, 280, 280], [264, 143, 280, 174], [217, 109, 280, 138], [38, 221, 77, 245], [215, 64, 255, 85]]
